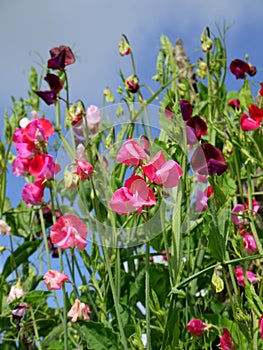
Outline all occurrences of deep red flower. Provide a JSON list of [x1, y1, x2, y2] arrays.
[[29, 154, 55, 180], [186, 115, 207, 143], [34, 74, 63, 105], [186, 319, 207, 337], [191, 143, 227, 176], [259, 315, 263, 340], [259, 83, 263, 97], [228, 99, 240, 110], [220, 327, 235, 350], [230, 59, 256, 79], [180, 99, 193, 121], [125, 76, 139, 93], [48, 45, 76, 70]]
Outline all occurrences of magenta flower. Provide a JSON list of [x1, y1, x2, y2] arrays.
[[48, 45, 76, 70], [34, 74, 63, 105], [116, 139, 147, 166], [235, 267, 259, 288], [23, 118, 55, 144], [240, 104, 263, 131], [22, 179, 46, 206], [12, 156, 30, 177], [259, 315, 263, 340], [109, 175, 156, 215], [67, 299, 91, 322], [231, 199, 259, 226], [29, 154, 55, 180], [186, 318, 207, 337], [43, 270, 69, 290], [142, 151, 183, 188], [50, 214, 88, 250], [73, 159, 94, 181], [191, 143, 227, 176], [242, 232, 258, 253], [230, 59, 256, 79], [220, 327, 235, 350]]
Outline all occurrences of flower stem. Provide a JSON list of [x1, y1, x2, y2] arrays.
[[58, 247, 68, 350], [145, 240, 151, 350]]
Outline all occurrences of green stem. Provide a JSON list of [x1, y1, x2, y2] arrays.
[[58, 248, 68, 350], [38, 208, 51, 270], [30, 306, 42, 350], [145, 240, 151, 350]]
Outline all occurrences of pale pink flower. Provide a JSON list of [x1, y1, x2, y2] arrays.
[[22, 179, 46, 206], [220, 327, 235, 350], [73, 159, 94, 181], [7, 284, 25, 304], [0, 220, 11, 235], [43, 270, 69, 290], [86, 105, 101, 134], [235, 267, 259, 288], [67, 299, 91, 322], [142, 151, 183, 188], [195, 186, 213, 212], [186, 318, 207, 337], [116, 139, 147, 166], [50, 214, 88, 250], [109, 175, 156, 215]]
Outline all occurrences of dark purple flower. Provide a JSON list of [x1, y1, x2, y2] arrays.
[[34, 74, 63, 105], [48, 45, 76, 70], [186, 115, 207, 143], [230, 59, 256, 79], [191, 143, 228, 176], [180, 99, 193, 121]]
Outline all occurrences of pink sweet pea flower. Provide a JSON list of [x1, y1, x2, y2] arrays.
[[195, 186, 213, 212], [15, 141, 37, 159], [220, 327, 235, 350], [7, 284, 25, 304], [22, 179, 46, 206], [12, 156, 30, 177], [242, 232, 258, 253], [235, 267, 259, 288], [228, 99, 240, 110], [29, 154, 55, 180], [50, 214, 88, 250], [73, 159, 94, 181], [232, 199, 259, 226], [240, 113, 261, 131], [142, 151, 183, 188], [109, 175, 156, 215], [186, 318, 207, 337], [67, 299, 91, 322], [43, 270, 69, 290], [23, 118, 54, 144], [116, 139, 147, 166], [86, 105, 101, 134], [259, 315, 263, 340]]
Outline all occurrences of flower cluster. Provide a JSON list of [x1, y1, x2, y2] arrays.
[[12, 115, 57, 206], [109, 139, 183, 215]]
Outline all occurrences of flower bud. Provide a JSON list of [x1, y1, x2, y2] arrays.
[[119, 36, 131, 56], [201, 27, 213, 52], [125, 75, 139, 93]]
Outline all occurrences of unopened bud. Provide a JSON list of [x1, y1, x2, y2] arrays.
[[125, 75, 139, 93], [119, 36, 131, 56]]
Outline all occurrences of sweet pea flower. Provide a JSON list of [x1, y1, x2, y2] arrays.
[[191, 143, 227, 176], [43, 270, 69, 290], [34, 74, 63, 105], [48, 45, 76, 70], [50, 214, 88, 250], [67, 299, 91, 322], [186, 318, 207, 337], [242, 232, 258, 253], [180, 99, 193, 121], [142, 151, 183, 188], [230, 59, 256, 79], [116, 139, 147, 166], [220, 327, 235, 350], [0, 220, 11, 235], [86, 105, 101, 134], [29, 154, 55, 180], [186, 115, 207, 144], [23, 118, 55, 144], [241, 104, 263, 131], [12, 156, 30, 177], [259, 315, 263, 340], [195, 186, 213, 212], [109, 175, 156, 215], [231, 199, 259, 226], [22, 179, 46, 206], [228, 99, 240, 110], [7, 284, 25, 304], [73, 159, 94, 181], [235, 267, 259, 288]]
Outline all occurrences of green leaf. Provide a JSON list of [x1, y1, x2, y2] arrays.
[[239, 80, 254, 110], [2, 240, 42, 279], [80, 321, 120, 350]]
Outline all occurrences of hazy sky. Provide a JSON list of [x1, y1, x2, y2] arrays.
[[1, 0, 263, 203]]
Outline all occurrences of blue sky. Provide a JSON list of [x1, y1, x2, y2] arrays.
[[1, 0, 263, 204]]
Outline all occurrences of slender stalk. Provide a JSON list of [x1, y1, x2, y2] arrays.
[[30, 306, 42, 350], [145, 240, 151, 350], [58, 248, 68, 350]]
